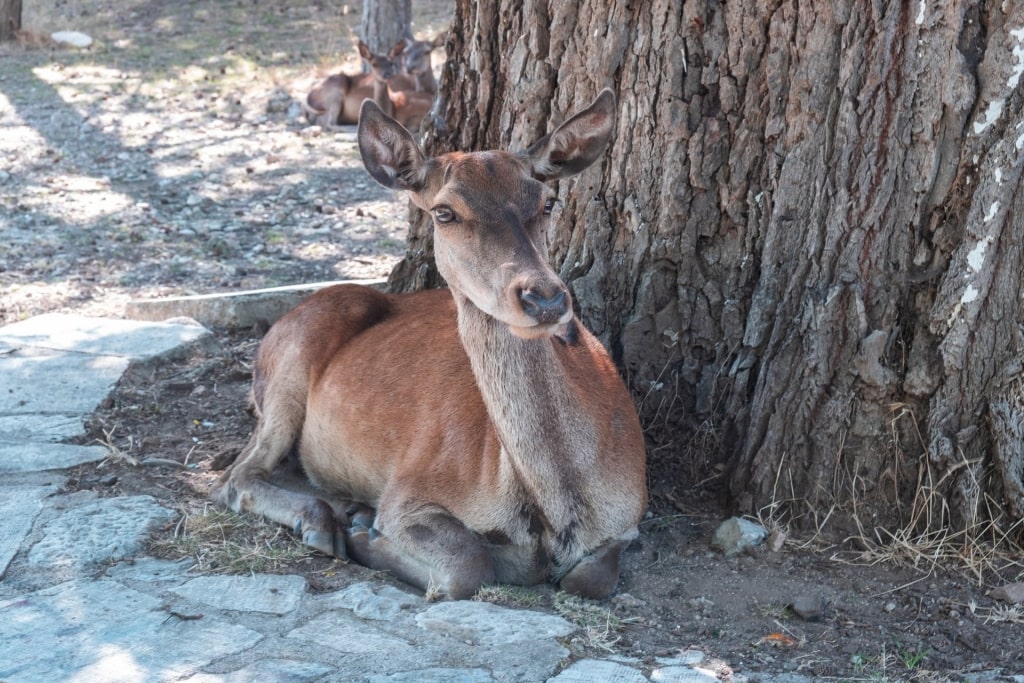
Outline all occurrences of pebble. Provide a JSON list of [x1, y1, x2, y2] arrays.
[[791, 595, 825, 621], [710, 517, 767, 557]]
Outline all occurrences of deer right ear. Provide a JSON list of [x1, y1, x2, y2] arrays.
[[358, 99, 427, 191]]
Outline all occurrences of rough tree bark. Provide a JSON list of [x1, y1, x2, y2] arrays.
[[359, 0, 411, 54], [389, 0, 1024, 539], [0, 0, 22, 42]]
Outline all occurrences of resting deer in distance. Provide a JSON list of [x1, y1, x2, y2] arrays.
[[212, 89, 648, 600], [305, 40, 432, 130], [398, 33, 446, 94]]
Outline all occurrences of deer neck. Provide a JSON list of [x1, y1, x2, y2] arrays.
[[453, 292, 595, 529], [371, 79, 394, 118]]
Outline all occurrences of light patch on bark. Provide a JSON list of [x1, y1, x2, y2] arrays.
[[974, 99, 1004, 134], [1008, 28, 1024, 88], [967, 235, 993, 272]]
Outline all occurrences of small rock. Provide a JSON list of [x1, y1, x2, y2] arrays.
[[612, 593, 647, 609], [767, 529, 787, 552], [710, 517, 767, 557], [791, 595, 826, 621], [51, 31, 93, 48], [884, 601, 897, 613], [991, 582, 1024, 604]]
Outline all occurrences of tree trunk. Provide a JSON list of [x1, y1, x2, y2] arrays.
[[359, 0, 411, 55], [0, 0, 22, 42], [388, 0, 1024, 541]]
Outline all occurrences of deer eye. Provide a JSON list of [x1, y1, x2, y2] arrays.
[[433, 206, 457, 223], [543, 198, 559, 216]]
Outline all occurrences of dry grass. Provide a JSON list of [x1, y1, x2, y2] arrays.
[[753, 404, 1024, 590], [473, 584, 545, 608], [150, 502, 318, 574]]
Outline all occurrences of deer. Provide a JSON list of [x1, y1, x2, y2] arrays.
[[211, 89, 648, 600], [305, 40, 431, 131], [398, 33, 446, 94]]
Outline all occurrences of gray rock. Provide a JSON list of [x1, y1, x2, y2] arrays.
[[287, 610, 414, 655], [709, 517, 767, 557], [991, 581, 1024, 604], [791, 595, 826, 621]]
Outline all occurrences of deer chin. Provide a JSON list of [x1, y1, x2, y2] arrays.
[[507, 320, 573, 341]]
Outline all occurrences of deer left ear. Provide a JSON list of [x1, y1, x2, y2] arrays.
[[525, 89, 616, 182], [358, 99, 427, 191]]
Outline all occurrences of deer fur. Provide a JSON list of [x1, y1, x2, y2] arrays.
[[212, 89, 647, 600]]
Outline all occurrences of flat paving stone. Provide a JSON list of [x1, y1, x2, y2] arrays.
[[180, 658, 334, 682], [0, 483, 57, 578], [170, 574, 308, 614], [547, 659, 650, 683], [0, 442, 108, 474], [288, 610, 415, 656], [0, 312, 214, 359], [323, 580, 422, 620], [0, 413, 89, 442], [28, 494, 177, 569], [415, 600, 576, 646], [365, 668, 497, 683], [0, 579, 262, 682], [0, 349, 129, 419]]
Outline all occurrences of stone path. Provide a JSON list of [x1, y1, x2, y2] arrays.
[[0, 311, 1014, 682]]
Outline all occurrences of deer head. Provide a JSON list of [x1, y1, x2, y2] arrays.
[[357, 89, 616, 339]]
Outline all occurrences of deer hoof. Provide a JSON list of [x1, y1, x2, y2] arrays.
[[302, 528, 347, 559]]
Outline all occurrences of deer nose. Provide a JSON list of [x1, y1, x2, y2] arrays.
[[519, 288, 569, 324]]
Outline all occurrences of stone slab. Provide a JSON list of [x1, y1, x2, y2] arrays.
[[322, 580, 422, 620], [366, 669, 496, 683], [0, 312, 214, 359], [288, 610, 415, 656], [415, 600, 576, 646], [0, 579, 262, 682], [0, 483, 57, 578], [181, 659, 334, 683], [0, 413, 89, 442], [548, 660, 650, 683], [0, 349, 129, 417], [125, 279, 388, 328], [28, 495, 177, 569], [170, 574, 307, 614], [0, 442, 108, 474]]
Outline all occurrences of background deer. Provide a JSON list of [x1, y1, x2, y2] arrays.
[[398, 33, 445, 94], [305, 40, 433, 130], [212, 90, 647, 600]]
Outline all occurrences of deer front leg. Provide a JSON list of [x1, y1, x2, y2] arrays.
[[211, 420, 347, 558], [557, 532, 636, 599], [345, 500, 495, 600]]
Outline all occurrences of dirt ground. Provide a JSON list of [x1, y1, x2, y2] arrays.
[[3, 1, 1024, 680]]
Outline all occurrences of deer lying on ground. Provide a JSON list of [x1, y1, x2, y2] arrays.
[[212, 89, 648, 600], [305, 40, 433, 130]]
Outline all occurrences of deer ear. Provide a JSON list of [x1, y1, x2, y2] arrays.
[[358, 41, 371, 60], [358, 99, 427, 191], [525, 89, 616, 182]]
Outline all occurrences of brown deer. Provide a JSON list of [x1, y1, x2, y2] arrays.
[[212, 89, 647, 600], [305, 40, 430, 131], [398, 33, 446, 94]]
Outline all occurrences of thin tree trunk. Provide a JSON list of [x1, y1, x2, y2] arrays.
[[389, 0, 1024, 540], [359, 0, 411, 55], [0, 0, 22, 42]]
